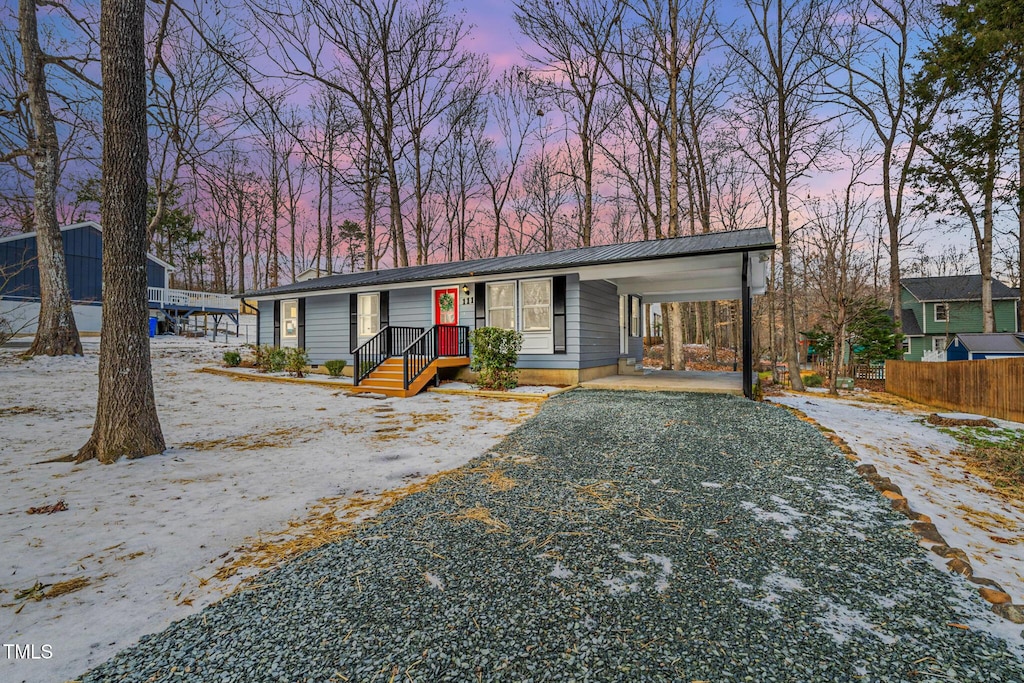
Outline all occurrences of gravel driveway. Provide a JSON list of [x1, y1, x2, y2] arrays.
[[80, 391, 1023, 682]]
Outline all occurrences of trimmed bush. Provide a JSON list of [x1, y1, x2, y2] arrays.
[[268, 347, 288, 373], [324, 359, 347, 377], [250, 344, 272, 372], [251, 344, 287, 373], [285, 347, 310, 377], [804, 373, 823, 388], [223, 350, 241, 367], [469, 326, 523, 391]]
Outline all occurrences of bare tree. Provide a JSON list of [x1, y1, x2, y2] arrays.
[[821, 0, 939, 329], [517, 144, 572, 252], [8, 0, 94, 356], [724, 0, 839, 390], [438, 104, 486, 262], [473, 67, 543, 257], [515, 0, 623, 247], [799, 148, 876, 394], [77, 0, 164, 463]]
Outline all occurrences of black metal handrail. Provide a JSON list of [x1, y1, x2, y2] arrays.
[[402, 326, 437, 390], [401, 325, 470, 389], [353, 326, 424, 385]]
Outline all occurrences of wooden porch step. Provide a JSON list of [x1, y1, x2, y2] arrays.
[[351, 355, 471, 398]]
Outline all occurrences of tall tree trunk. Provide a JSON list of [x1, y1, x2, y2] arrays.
[[19, 0, 82, 357], [1019, 70, 1024, 329], [779, 182, 804, 390], [236, 188, 245, 294], [668, 302, 686, 370], [77, 0, 164, 463]]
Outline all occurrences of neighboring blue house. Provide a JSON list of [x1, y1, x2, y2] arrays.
[[243, 228, 775, 397], [945, 333, 1024, 361], [0, 221, 235, 335]]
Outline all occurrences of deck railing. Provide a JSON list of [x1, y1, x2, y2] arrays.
[[148, 287, 235, 312]]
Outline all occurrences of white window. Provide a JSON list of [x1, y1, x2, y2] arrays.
[[520, 278, 552, 332], [934, 303, 948, 322], [357, 293, 379, 338], [932, 336, 947, 352], [487, 282, 516, 330], [902, 338, 911, 355], [281, 299, 299, 344]]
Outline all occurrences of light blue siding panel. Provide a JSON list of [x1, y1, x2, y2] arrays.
[[258, 301, 274, 346], [578, 280, 620, 369], [628, 336, 643, 364], [388, 287, 433, 328], [303, 294, 349, 365]]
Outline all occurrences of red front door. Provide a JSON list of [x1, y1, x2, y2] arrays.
[[434, 287, 459, 355]]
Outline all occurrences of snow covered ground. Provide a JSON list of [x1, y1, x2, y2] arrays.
[[773, 393, 1024, 610], [0, 337, 537, 683]]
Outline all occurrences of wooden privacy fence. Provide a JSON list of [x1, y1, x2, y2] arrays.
[[885, 357, 1024, 423]]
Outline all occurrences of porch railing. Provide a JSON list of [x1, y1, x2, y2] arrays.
[[402, 325, 470, 390], [352, 326, 424, 385], [354, 325, 470, 388], [148, 287, 235, 312]]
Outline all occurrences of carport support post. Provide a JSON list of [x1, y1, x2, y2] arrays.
[[741, 253, 753, 399]]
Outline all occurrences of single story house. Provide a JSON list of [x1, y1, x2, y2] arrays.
[[0, 220, 235, 336], [945, 333, 1024, 361], [243, 228, 775, 398], [898, 275, 1020, 361]]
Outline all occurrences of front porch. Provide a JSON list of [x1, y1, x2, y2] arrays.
[[580, 369, 744, 396]]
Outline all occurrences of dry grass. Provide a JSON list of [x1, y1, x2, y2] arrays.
[[201, 470, 460, 593], [407, 412, 452, 425], [953, 503, 1019, 535], [568, 480, 621, 510], [179, 422, 365, 452], [452, 506, 510, 533], [469, 463, 517, 492], [45, 577, 91, 599], [927, 414, 998, 428], [0, 405, 38, 417]]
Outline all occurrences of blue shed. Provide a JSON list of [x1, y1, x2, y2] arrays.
[[0, 221, 173, 334], [945, 333, 1024, 361]]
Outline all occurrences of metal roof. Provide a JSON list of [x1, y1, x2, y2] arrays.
[[902, 275, 1019, 302], [243, 228, 775, 299], [952, 333, 1024, 354], [0, 220, 175, 272]]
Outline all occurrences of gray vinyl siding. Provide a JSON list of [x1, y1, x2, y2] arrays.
[[303, 294, 349, 364], [628, 336, 643, 364], [257, 300, 274, 346], [258, 275, 627, 371], [578, 279, 620, 369], [388, 287, 433, 328]]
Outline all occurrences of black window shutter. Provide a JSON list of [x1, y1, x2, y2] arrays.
[[273, 300, 281, 347], [255, 304, 261, 345], [622, 294, 630, 337], [349, 293, 358, 352], [475, 283, 486, 328], [297, 298, 306, 349], [380, 291, 389, 328], [553, 276, 566, 354]]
